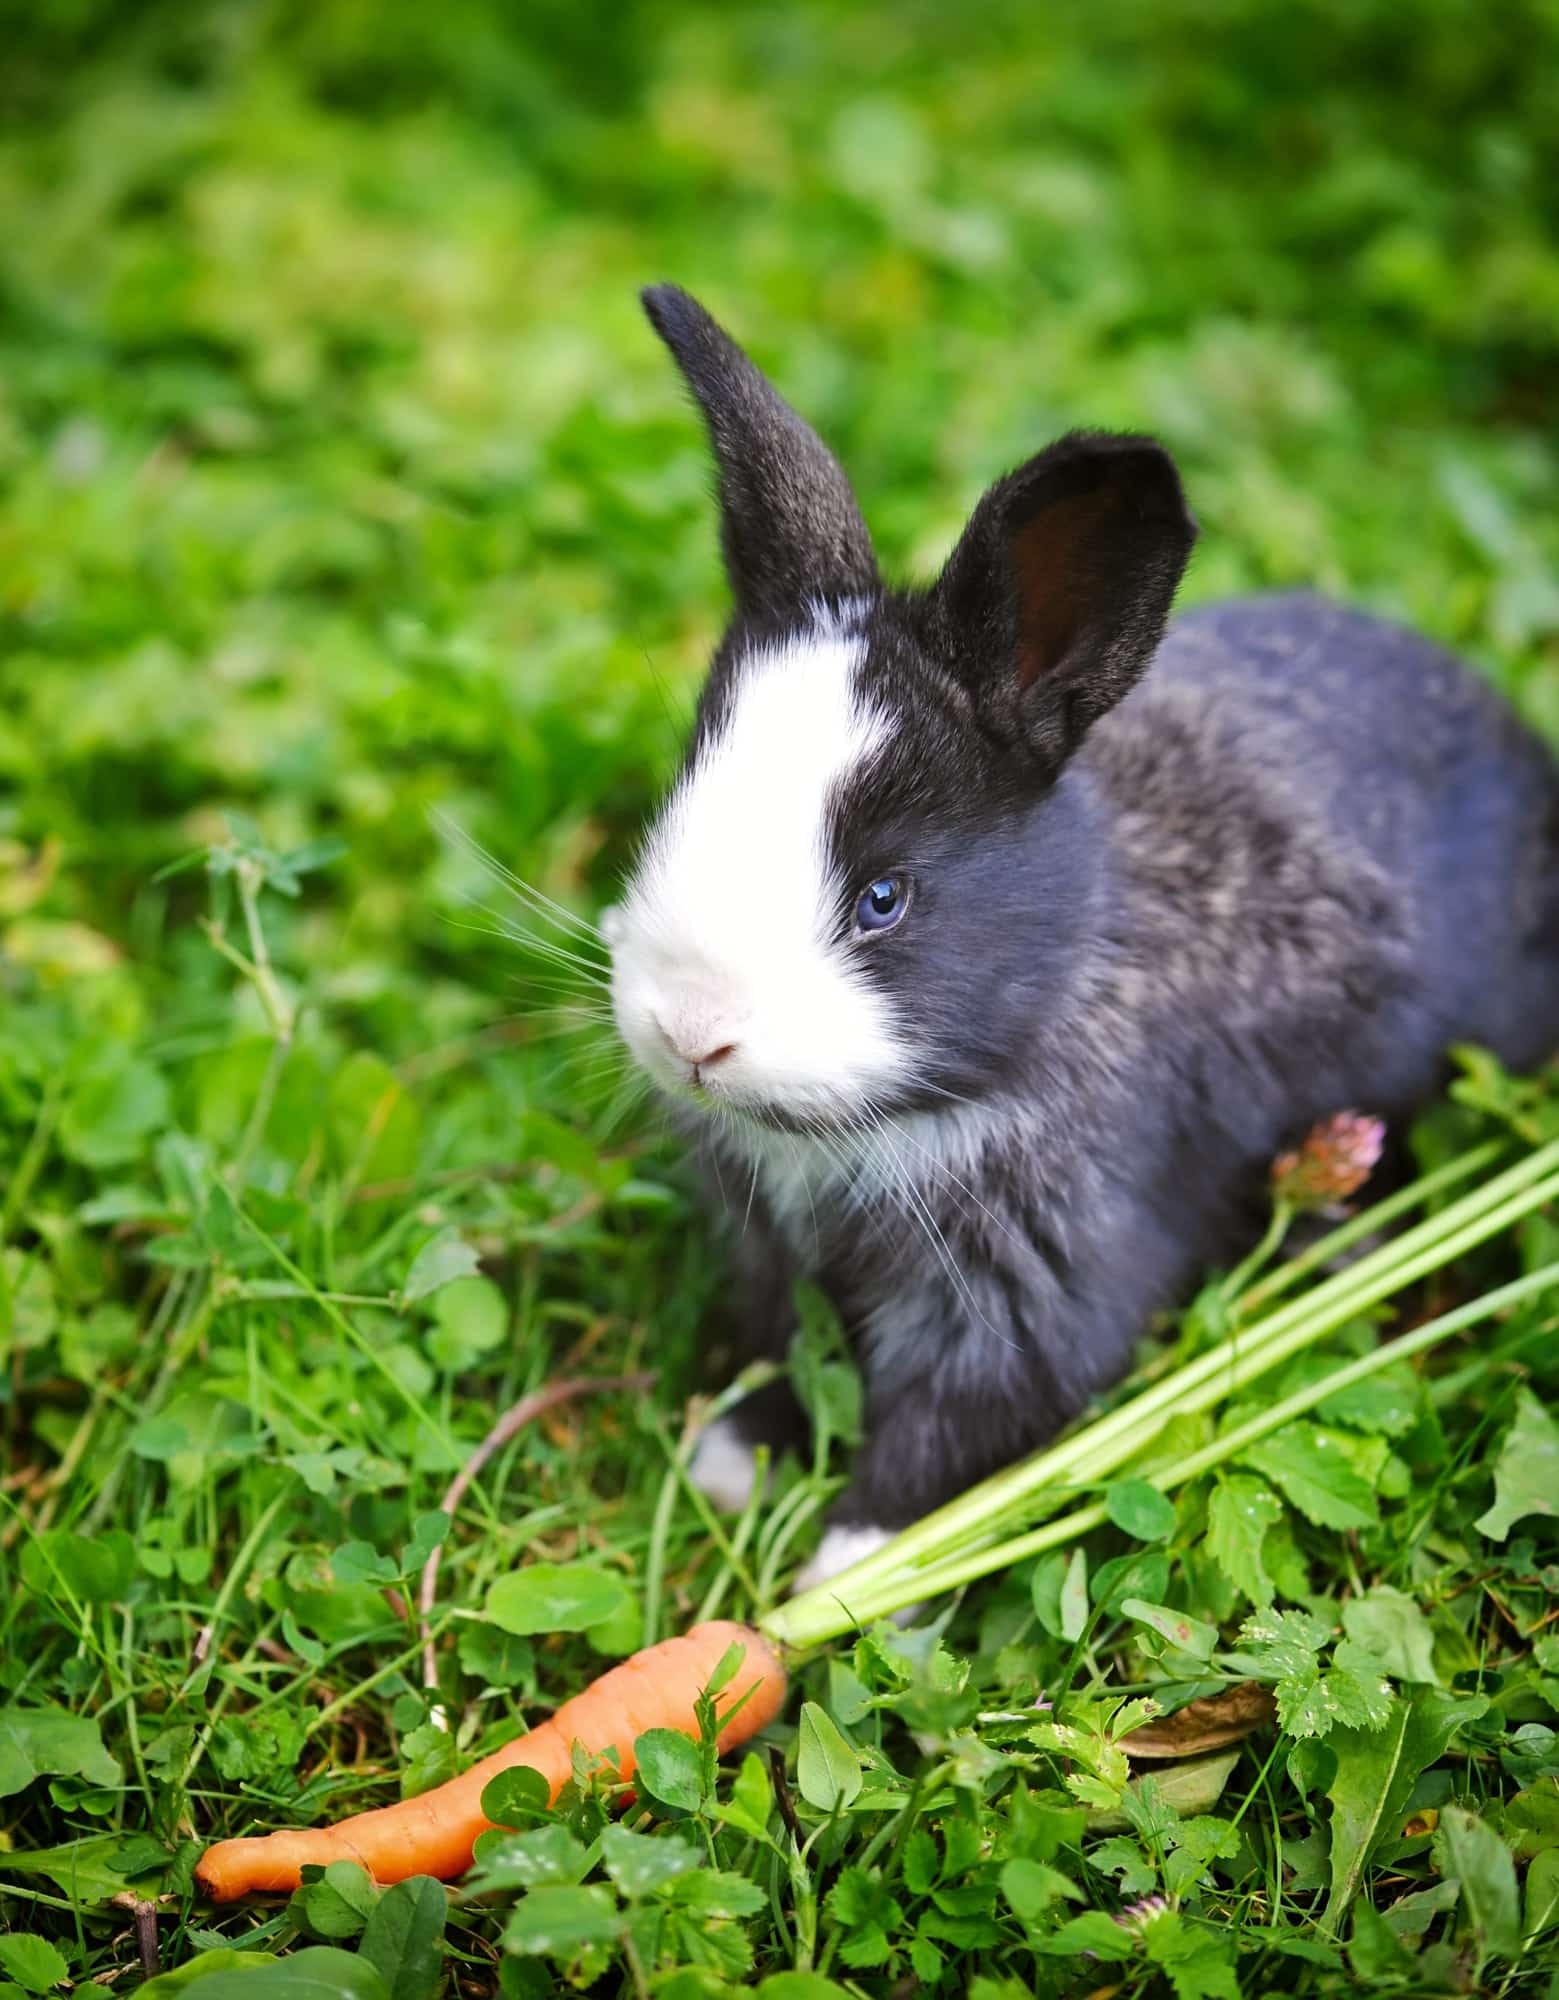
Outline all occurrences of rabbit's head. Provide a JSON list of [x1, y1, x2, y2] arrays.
[[608, 287, 1196, 1136]]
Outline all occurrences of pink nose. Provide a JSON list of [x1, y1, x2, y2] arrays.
[[652, 1014, 739, 1074]]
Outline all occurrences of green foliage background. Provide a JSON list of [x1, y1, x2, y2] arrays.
[[1, 0, 1557, 1990]]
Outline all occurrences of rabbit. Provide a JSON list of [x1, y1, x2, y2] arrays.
[[605, 283, 1559, 1593]]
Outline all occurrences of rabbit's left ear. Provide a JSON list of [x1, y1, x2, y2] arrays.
[[926, 431, 1196, 772], [643, 284, 880, 627]]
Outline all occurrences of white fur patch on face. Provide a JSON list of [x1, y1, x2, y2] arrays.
[[688, 1415, 764, 1514], [611, 626, 906, 1128]]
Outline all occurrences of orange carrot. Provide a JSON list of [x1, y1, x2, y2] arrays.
[[195, 1620, 786, 1901]]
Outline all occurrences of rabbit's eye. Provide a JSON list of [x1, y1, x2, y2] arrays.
[[854, 875, 910, 935]]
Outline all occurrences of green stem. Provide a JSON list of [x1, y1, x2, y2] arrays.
[[696, 1446, 769, 1625], [176, 1492, 292, 1802], [642, 1373, 771, 1645], [1216, 1199, 1293, 1304], [0, 1077, 62, 1245], [769, 1258, 1559, 1640]]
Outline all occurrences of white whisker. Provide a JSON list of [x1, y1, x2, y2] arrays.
[[433, 810, 608, 945]]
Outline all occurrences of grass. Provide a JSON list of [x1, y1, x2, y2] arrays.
[[1, 0, 1557, 1991]]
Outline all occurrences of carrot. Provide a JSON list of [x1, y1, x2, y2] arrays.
[[195, 1619, 786, 1901]]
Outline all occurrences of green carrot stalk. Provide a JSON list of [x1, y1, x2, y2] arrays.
[[764, 1257, 1559, 1642], [766, 1137, 1559, 1635]]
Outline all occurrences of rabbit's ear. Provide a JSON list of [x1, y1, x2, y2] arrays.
[[643, 285, 879, 626], [926, 432, 1195, 771]]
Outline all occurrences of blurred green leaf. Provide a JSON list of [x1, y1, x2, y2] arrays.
[[796, 1703, 862, 1812], [1474, 1389, 1559, 1540], [486, 1563, 631, 1636], [0, 1708, 119, 1801]]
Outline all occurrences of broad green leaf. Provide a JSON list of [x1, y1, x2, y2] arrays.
[[1120, 1598, 1218, 1662], [328, 1052, 419, 1188], [1030, 1551, 1066, 1636], [0, 1832, 157, 1904], [400, 1713, 456, 1794], [466, 1824, 587, 1892], [0, 1249, 55, 1355], [755, 1978, 855, 1999], [1341, 1587, 1439, 1684], [60, 1054, 169, 1168], [1504, 1783, 1559, 1859], [459, 1621, 535, 1688], [359, 1876, 448, 1999], [585, 1591, 643, 1658], [478, 1766, 552, 1829], [1206, 1474, 1283, 1608], [670, 1868, 767, 1919], [399, 1511, 448, 1573], [1323, 1690, 1489, 1930], [141, 1951, 392, 1998], [600, 1825, 701, 1896], [1243, 1423, 1378, 1530], [1033, 1911, 1135, 1958], [400, 1227, 481, 1305], [1524, 1846, 1559, 1944], [1316, 1363, 1421, 1438], [904, 1826, 939, 1893], [287, 1860, 378, 1940], [19, 1530, 135, 1606], [0, 1937, 68, 1993], [136, 1956, 280, 1994], [1231, 1607, 1330, 1679], [1158, 1940, 1242, 1999], [716, 1752, 775, 1844], [1278, 1641, 1394, 1739], [796, 1701, 862, 1812], [1381, 1879, 1459, 1939], [1090, 1550, 1171, 1612], [999, 1857, 1076, 1920], [428, 1274, 507, 1368], [487, 1563, 631, 1636], [1233, 1610, 1393, 1739], [503, 1885, 622, 1956], [0, 1707, 120, 1801], [330, 1541, 399, 1589], [826, 1657, 873, 1725], [634, 1728, 706, 1814], [1433, 1805, 1520, 1964], [1104, 1478, 1176, 1541], [1059, 1547, 1089, 1642], [1474, 1388, 1559, 1540]]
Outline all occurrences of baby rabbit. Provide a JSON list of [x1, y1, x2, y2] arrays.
[[607, 284, 1559, 1591]]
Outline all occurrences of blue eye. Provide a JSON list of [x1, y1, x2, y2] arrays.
[[855, 874, 909, 934]]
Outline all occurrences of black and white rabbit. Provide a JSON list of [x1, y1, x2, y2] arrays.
[[606, 284, 1559, 1592]]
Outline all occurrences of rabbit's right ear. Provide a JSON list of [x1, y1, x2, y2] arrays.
[[926, 431, 1196, 774], [642, 285, 879, 627]]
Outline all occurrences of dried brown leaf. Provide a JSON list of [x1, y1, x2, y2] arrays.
[[1122, 1683, 1277, 1759]]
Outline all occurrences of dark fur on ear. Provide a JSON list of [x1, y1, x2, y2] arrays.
[[925, 431, 1196, 771], [642, 284, 879, 626]]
